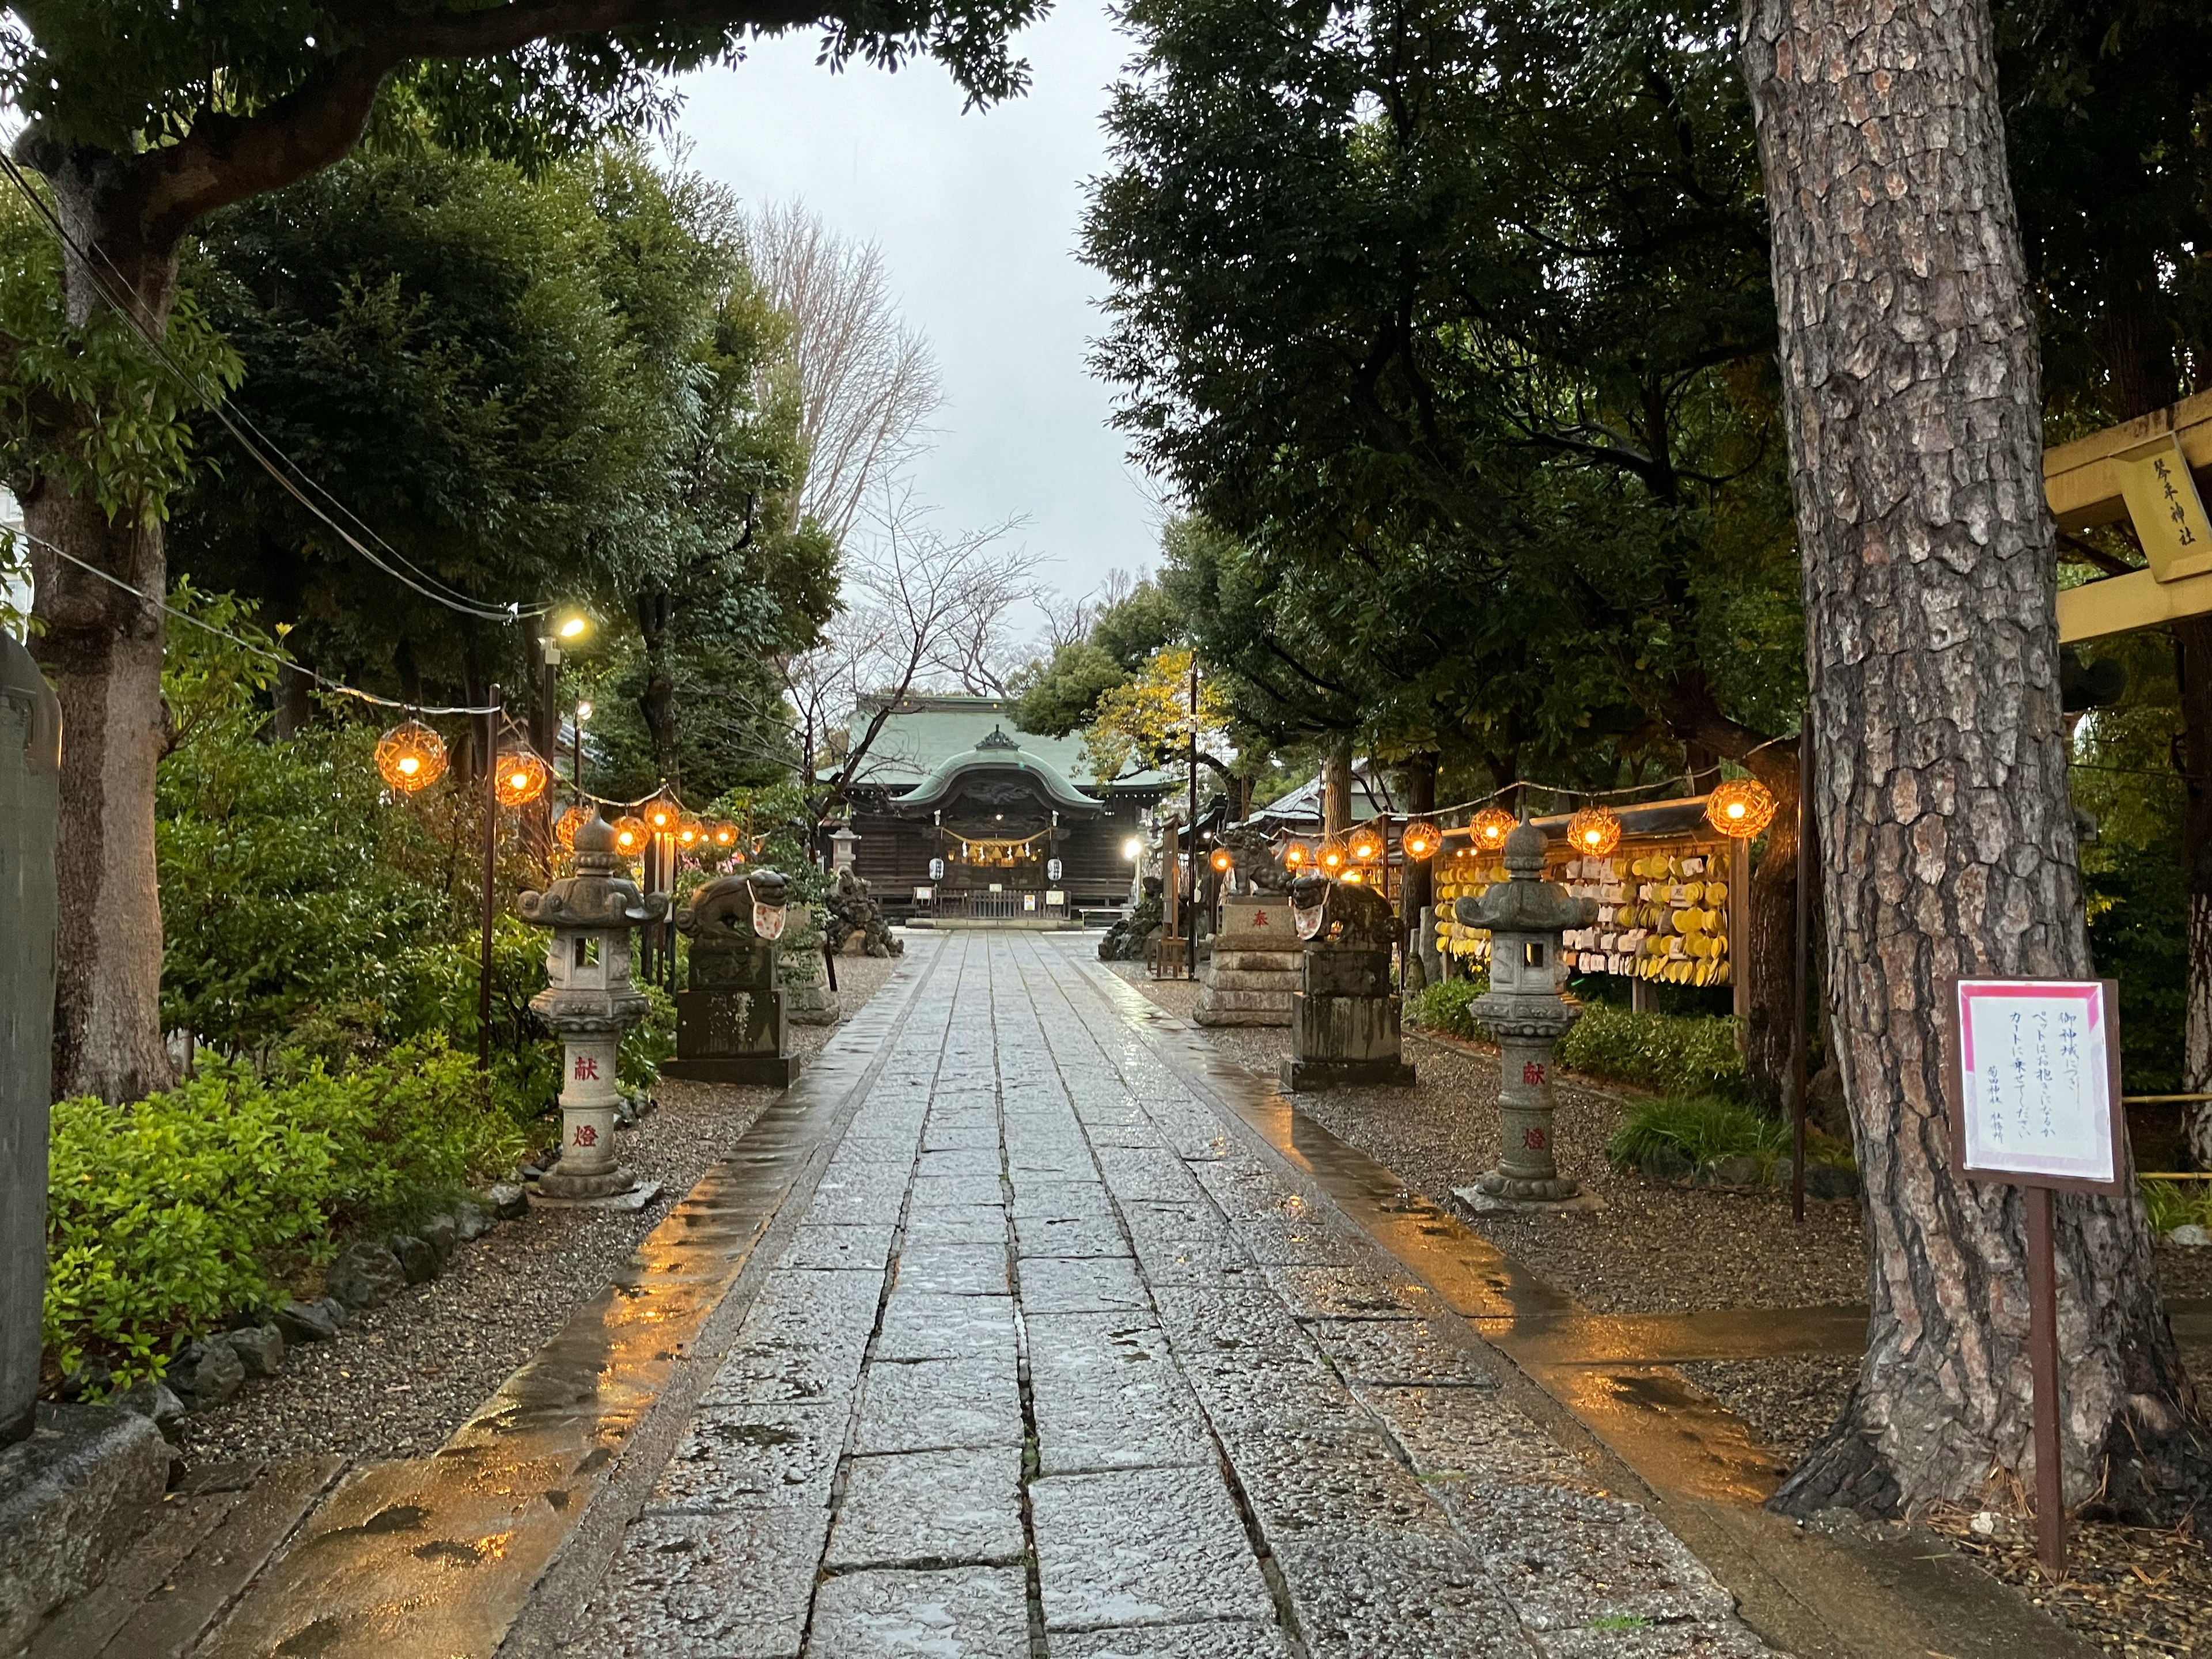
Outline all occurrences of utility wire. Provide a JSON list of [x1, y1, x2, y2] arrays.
[[10, 521, 503, 715], [0, 143, 541, 626]]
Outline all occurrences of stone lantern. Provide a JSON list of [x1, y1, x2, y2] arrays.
[[1454, 809, 1597, 1201], [519, 810, 668, 1199]]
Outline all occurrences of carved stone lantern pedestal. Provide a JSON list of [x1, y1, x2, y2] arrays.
[[520, 812, 666, 1200], [1455, 811, 1598, 1202]]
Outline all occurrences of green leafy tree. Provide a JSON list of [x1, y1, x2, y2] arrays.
[[0, 0, 1041, 1102], [1084, 0, 1807, 1102]]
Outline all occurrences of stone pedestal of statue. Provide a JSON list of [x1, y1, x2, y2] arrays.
[[661, 872, 803, 1087], [1194, 895, 1300, 1027], [1278, 878, 1415, 1090]]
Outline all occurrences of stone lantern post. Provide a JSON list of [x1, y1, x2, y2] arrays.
[[1455, 810, 1597, 1201], [519, 811, 667, 1199]]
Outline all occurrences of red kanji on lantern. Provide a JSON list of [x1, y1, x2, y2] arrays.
[[573, 1123, 599, 1147], [574, 1055, 600, 1082], [1521, 1062, 1546, 1085], [1522, 1127, 1548, 1150], [1251, 910, 1269, 926]]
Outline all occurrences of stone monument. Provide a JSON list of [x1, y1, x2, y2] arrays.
[[780, 902, 841, 1026], [1, 631, 59, 1445], [520, 811, 666, 1199], [1454, 810, 1597, 1201], [1194, 895, 1300, 1026], [662, 870, 802, 1086], [1280, 874, 1415, 1089]]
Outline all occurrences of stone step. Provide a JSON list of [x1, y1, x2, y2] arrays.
[[1203, 968, 1302, 992], [1205, 950, 1304, 974], [1195, 987, 1294, 1013]]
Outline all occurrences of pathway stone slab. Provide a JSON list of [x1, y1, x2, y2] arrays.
[[874, 1292, 1016, 1361], [908, 1173, 1006, 1211], [1304, 1316, 1503, 1388], [1357, 1385, 1588, 1487], [1013, 1212, 1131, 1260], [1016, 1253, 1150, 1315], [893, 1242, 1010, 1297], [779, 1225, 899, 1272], [853, 1355, 1022, 1454], [586, 1506, 830, 1659], [824, 1447, 1024, 1569], [703, 1270, 882, 1407], [645, 1403, 842, 1513], [1049, 1624, 1291, 1659], [1268, 1530, 1535, 1659], [902, 1206, 1009, 1247], [1025, 1313, 1214, 1475], [1029, 1467, 1274, 1631], [915, 1146, 1001, 1179], [805, 1566, 1029, 1659]]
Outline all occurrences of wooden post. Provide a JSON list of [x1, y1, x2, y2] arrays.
[[479, 684, 502, 1074], [2026, 1184, 2066, 1577], [1791, 728, 1812, 1225]]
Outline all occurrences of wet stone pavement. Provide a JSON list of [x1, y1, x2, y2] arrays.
[[565, 933, 1770, 1658]]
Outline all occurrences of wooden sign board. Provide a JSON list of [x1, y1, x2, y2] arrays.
[[1942, 975, 2128, 1579], [1945, 978, 2125, 1195]]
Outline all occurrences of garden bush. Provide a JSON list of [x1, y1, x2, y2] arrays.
[[45, 1038, 525, 1382], [1558, 1004, 1748, 1100], [1404, 974, 1491, 1041], [2141, 1179, 2212, 1237], [1604, 1094, 1855, 1180]]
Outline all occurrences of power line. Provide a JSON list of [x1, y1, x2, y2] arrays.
[[0, 142, 543, 626], [9, 521, 502, 715]]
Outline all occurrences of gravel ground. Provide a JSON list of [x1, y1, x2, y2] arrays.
[[1108, 960, 2212, 1656], [175, 952, 905, 1472]]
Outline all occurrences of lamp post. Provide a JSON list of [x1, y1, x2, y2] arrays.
[[479, 684, 502, 1073]]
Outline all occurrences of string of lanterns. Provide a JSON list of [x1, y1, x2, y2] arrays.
[[374, 711, 769, 868]]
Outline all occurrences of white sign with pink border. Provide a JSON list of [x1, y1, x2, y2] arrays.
[[1952, 979, 2118, 1188]]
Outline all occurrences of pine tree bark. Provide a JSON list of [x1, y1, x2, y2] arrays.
[[2179, 616, 2212, 1164], [1742, 0, 2199, 1515]]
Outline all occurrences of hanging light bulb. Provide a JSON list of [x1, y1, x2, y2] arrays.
[[711, 821, 738, 851], [375, 719, 447, 794], [1469, 805, 1516, 853], [1705, 778, 1777, 839], [676, 817, 705, 852], [1282, 839, 1311, 871], [1566, 802, 1623, 857], [1400, 819, 1440, 861], [554, 804, 590, 852], [612, 815, 647, 856], [494, 745, 550, 807], [1347, 822, 1384, 863], [645, 798, 677, 834], [1210, 846, 1233, 873], [1317, 836, 1349, 876]]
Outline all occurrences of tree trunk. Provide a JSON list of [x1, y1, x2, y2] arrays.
[[1741, 741, 1800, 1118], [24, 169, 189, 1103], [1401, 753, 1438, 972], [1743, 0, 2199, 1517], [636, 592, 679, 792], [2180, 616, 2212, 1165], [1322, 737, 1353, 840]]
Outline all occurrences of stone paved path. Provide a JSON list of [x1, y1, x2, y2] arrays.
[[565, 933, 1771, 1658]]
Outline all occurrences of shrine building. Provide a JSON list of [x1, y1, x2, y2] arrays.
[[835, 694, 1171, 922]]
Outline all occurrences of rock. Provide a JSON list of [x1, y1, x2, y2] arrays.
[[313, 1296, 351, 1330], [1805, 1162, 1861, 1201], [1968, 1509, 2012, 1537], [326, 1240, 407, 1309], [489, 1182, 528, 1221], [1706, 1155, 1766, 1190], [453, 1200, 493, 1242], [275, 1298, 341, 1344], [389, 1233, 438, 1285], [2166, 1223, 2212, 1247], [1638, 1146, 1694, 1184], [170, 1338, 244, 1408], [224, 1324, 285, 1378], [418, 1214, 459, 1264], [58, 1362, 112, 1403], [0, 1405, 172, 1656], [110, 1382, 184, 1434]]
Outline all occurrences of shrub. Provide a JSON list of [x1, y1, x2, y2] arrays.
[[1405, 975, 1491, 1042], [45, 1039, 525, 1382], [2142, 1179, 2212, 1237], [1558, 1004, 1748, 1099], [1605, 1096, 1788, 1172]]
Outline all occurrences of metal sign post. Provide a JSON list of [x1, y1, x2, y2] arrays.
[[1944, 976, 2128, 1579]]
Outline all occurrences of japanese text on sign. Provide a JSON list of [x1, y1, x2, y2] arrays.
[[1955, 980, 2115, 1185]]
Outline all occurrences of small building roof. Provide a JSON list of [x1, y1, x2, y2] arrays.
[[892, 726, 1105, 817], [843, 693, 1170, 794], [1245, 760, 1396, 828]]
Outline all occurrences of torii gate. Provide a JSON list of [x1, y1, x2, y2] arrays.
[[2048, 390, 2212, 641]]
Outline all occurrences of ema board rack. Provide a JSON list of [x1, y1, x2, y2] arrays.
[[1430, 796, 1753, 1012]]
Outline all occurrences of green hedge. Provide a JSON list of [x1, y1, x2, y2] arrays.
[[1604, 1094, 1854, 1179], [45, 1039, 525, 1382], [1404, 975, 1492, 1041], [1557, 1005, 1748, 1100]]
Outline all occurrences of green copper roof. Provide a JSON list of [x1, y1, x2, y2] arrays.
[[892, 727, 1105, 816], [843, 694, 1169, 792]]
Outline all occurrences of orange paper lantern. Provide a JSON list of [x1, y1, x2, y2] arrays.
[[1566, 803, 1623, 857], [1399, 819, 1440, 860], [1469, 805, 1516, 852], [374, 719, 447, 794], [494, 747, 550, 807], [1705, 778, 1777, 839]]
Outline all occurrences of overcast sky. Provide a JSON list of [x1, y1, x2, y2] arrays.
[[674, 5, 1161, 605]]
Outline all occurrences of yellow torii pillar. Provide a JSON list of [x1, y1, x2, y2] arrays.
[[2046, 391, 2212, 642]]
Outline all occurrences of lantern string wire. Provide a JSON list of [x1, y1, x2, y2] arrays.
[[13, 524, 506, 715], [0, 143, 542, 626]]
